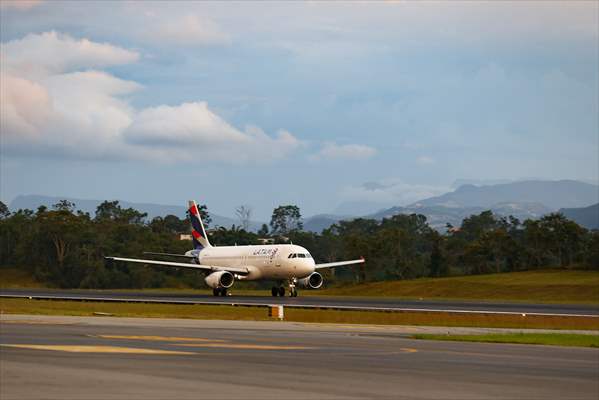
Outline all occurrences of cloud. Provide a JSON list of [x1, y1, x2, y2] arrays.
[[1, 31, 139, 79], [1, 32, 299, 163], [315, 142, 377, 160], [146, 15, 230, 46], [0, 0, 43, 10], [341, 178, 449, 207], [416, 156, 435, 165], [124, 103, 300, 162]]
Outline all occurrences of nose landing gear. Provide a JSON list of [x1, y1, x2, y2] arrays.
[[271, 279, 298, 297], [289, 278, 298, 297], [212, 288, 228, 296]]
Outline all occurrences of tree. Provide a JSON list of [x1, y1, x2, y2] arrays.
[[0, 201, 9, 219], [53, 199, 76, 212], [235, 205, 252, 231], [95, 200, 147, 225], [270, 205, 303, 235], [37, 207, 85, 270], [428, 231, 447, 277], [257, 224, 269, 237]]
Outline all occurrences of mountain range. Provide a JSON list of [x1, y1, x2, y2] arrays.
[[559, 203, 599, 230], [8, 195, 264, 231], [8, 180, 599, 233], [304, 180, 599, 232]]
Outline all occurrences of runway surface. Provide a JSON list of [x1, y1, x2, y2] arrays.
[[2, 288, 598, 316], [1, 315, 598, 399]]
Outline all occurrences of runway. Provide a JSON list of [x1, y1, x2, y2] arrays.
[[2, 288, 598, 316], [1, 315, 598, 399]]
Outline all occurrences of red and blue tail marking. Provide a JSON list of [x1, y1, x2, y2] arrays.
[[188, 200, 211, 250]]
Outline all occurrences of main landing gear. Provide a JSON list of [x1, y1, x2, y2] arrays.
[[271, 279, 298, 297], [213, 288, 228, 296]]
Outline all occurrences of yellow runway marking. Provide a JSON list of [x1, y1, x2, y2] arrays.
[[1, 320, 72, 325], [399, 348, 418, 353], [176, 343, 316, 350], [95, 335, 227, 343], [0, 344, 195, 355]]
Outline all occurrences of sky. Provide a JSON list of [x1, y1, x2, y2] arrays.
[[1, 0, 597, 220]]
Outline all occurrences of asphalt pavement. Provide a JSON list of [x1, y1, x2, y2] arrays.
[[1, 315, 598, 399], [1, 288, 598, 316]]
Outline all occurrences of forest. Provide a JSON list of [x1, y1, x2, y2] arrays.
[[0, 199, 597, 289]]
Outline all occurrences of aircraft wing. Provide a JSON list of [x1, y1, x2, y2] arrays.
[[315, 258, 365, 270], [105, 257, 249, 275], [143, 252, 196, 259]]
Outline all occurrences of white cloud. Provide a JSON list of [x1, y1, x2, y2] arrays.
[[124, 103, 300, 163], [146, 15, 230, 46], [1, 32, 299, 163], [0, 0, 43, 10], [315, 142, 377, 160], [0, 73, 52, 138], [416, 155, 435, 165], [1, 31, 139, 78], [340, 178, 448, 207]]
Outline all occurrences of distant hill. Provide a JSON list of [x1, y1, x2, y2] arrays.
[[332, 200, 389, 217], [410, 180, 598, 210], [368, 180, 596, 231], [559, 203, 599, 230], [303, 214, 346, 233], [9, 195, 265, 231], [370, 202, 552, 231]]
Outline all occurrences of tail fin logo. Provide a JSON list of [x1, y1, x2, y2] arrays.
[[188, 200, 211, 250]]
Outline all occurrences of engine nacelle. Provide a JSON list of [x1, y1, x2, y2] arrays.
[[204, 270, 235, 289], [298, 272, 323, 289]]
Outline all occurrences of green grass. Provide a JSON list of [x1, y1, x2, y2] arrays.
[[2, 298, 598, 330], [0, 268, 46, 289], [319, 269, 599, 304], [0, 298, 268, 321], [2, 267, 599, 304], [412, 333, 599, 348]]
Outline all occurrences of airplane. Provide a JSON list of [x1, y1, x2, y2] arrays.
[[105, 200, 365, 297]]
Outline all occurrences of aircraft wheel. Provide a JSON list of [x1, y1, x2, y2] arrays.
[[271, 287, 278, 297], [213, 288, 219, 296], [220, 288, 227, 297], [291, 290, 298, 297], [278, 286, 285, 297]]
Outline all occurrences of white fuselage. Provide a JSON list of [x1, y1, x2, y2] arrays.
[[187, 244, 316, 281]]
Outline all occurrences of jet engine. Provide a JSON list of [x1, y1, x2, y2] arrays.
[[298, 272, 323, 289], [204, 271, 235, 289]]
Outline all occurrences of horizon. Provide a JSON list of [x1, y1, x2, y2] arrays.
[[1, 1, 597, 221], [7, 177, 599, 222]]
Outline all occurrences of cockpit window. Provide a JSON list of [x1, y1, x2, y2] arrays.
[[288, 253, 312, 258]]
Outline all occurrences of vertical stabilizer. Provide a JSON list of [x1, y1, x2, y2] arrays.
[[188, 200, 212, 249]]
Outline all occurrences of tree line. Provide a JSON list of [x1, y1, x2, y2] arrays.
[[0, 200, 597, 289]]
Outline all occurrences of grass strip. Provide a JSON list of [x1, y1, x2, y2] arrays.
[[3, 268, 599, 305], [1, 298, 598, 330], [411, 333, 599, 348], [319, 270, 599, 304]]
